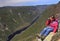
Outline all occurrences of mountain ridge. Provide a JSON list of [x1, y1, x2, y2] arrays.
[[0, 5, 48, 41]]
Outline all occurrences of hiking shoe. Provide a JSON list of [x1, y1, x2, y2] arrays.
[[36, 34, 44, 41], [41, 35, 46, 40], [36, 34, 41, 38]]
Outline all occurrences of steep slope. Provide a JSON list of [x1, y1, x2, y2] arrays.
[[0, 6, 37, 41], [11, 7, 53, 41], [0, 6, 48, 41], [11, 2, 60, 41]]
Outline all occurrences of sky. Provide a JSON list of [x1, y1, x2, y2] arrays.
[[0, 0, 60, 7]]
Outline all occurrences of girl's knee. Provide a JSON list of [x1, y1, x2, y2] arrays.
[[44, 28, 48, 30], [47, 29, 53, 32]]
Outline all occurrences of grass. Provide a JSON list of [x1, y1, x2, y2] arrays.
[[11, 8, 53, 41], [0, 6, 38, 41], [0, 3, 58, 41], [11, 3, 60, 41]]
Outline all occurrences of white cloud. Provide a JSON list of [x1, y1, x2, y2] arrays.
[[0, 0, 38, 7], [0, 0, 59, 7]]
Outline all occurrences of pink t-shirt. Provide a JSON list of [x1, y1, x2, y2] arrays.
[[50, 21, 58, 33]]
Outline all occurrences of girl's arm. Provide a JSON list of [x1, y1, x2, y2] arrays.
[[45, 20, 51, 26], [53, 22, 58, 33]]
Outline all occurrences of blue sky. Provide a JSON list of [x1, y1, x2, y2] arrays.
[[0, 0, 60, 7]]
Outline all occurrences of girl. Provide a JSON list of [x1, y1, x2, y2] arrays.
[[37, 16, 58, 40]]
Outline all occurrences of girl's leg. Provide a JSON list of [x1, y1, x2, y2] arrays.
[[43, 28, 53, 36], [40, 27, 49, 36]]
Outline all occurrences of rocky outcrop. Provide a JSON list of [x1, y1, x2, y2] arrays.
[[51, 31, 60, 41]]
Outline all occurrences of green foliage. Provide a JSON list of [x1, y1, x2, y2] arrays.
[[11, 7, 53, 41], [11, 3, 60, 41], [0, 6, 38, 41]]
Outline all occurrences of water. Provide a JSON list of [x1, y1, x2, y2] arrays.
[[7, 15, 40, 41]]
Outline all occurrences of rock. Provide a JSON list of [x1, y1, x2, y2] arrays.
[[57, 39, 60, 41], [44, 32, 55, 41], [51, 32, 60, 41], [5, 27, 8, 30]]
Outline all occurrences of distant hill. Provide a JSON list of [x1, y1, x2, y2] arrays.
[[0, 5, 48, 41], [11, 2, 60, 41]]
